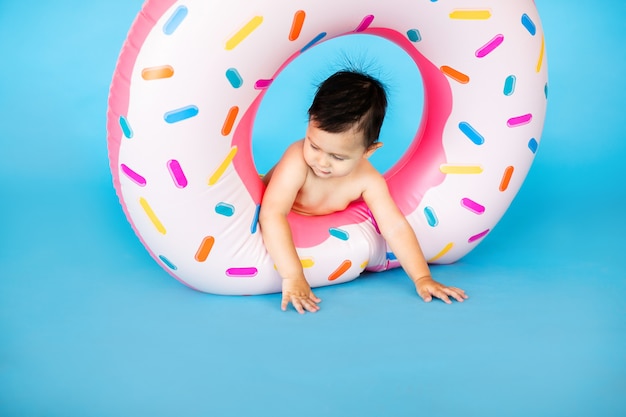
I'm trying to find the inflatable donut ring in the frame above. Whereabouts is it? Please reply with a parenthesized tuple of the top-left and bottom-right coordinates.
(107, 0, 548, 295)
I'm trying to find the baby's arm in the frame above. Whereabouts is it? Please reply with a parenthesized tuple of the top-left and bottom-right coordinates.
(363, 175, 467, 304)
(259, 143, 321, 313)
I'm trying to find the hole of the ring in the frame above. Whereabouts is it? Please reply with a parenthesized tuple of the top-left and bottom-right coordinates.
(252, 33, 425, 176)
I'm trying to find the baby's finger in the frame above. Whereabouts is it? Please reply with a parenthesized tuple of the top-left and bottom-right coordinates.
(433, 288, 452, 304)
(291, 298, 306, 314)
(309, 292, 322, 303)
(447, 287, 468, 302)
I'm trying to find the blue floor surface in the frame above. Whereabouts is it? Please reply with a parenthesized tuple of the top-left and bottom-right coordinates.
(1, 1, 625, 416)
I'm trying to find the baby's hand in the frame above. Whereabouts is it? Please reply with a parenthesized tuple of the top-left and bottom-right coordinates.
(413, 275, 468, 304)
(281, 277, 321, 314)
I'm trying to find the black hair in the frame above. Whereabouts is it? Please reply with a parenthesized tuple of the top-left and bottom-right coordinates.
(308, 70, 387, 148)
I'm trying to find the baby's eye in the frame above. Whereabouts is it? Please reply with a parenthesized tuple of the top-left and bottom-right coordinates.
(332, 155, 345, 161)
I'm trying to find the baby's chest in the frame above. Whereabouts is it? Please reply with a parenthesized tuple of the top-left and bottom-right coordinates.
(295, 181, 362, 214)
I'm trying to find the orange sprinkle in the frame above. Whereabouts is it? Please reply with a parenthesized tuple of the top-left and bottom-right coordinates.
(500, 166, 514, 192)
(428, 242, 454, 262)
(441, 66, 470, 84)
(221, 106, 239, 136)
(328, 260, 352, 281)
(141, 65, 174, 80)
(289, 10, 306, 41)
(195, 236, 215, 262)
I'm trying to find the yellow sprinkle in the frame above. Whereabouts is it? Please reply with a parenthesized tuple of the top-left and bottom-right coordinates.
(208, 147, 238, 185)
(360, 260, 369, 269)
(139, 197, 166, 235)
(449, 9, 492, 20)
(225, 16, 263, 50)
(428, 242, 454, 262)
(301, 258, 315, 269)
(537, 36, 545, 73)
(440, 164, 484, 174)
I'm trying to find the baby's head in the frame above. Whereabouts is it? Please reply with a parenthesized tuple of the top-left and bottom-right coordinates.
(308, 70, 387, 150)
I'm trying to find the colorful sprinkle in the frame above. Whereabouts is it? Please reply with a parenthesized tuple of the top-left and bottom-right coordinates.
(328, 260, 352, 281)
(195, 236, 215, 262)
(441, 66, 470, 84)
(159, 255, 177, 270)
(440, 164, 483, 174)
(528, 138, 538, 153)
(449, 9, 492, 20)
(500, 166, 514, 192)
(424, 207, 438, 227)
(226, 68, 243, 88)
(521, 13, 537, 35)
(461, 198, 485, 214)
(301, 32, 327, 53)
(254, 79, 273, 90)
(355, 15, 375, 32)
(208, 147, 238, 185)
(141, 65, 174, 80)
(222, 106, 239, 136)
(329, 228, 349, 241)
(469, 229, 490, 243)
(386, 252, 397, 261)
(164, 105, 198, 124)
(301, 258, 315, 269)
(459, 122, 484, 145)
(407, 29, 422, 43)
(119, 116, 133, 138)
(475, 34, 504, 58)
(226, 267, 258, 278)
(225, 16, 263, 50)
(537, 36, 545, 73)
(120, 164, 146, 186)
(139, 197, 166, 235)
(215, 202, 235, 217)
(289, 10, 306, 41)
(251, 205, 260, 234)
(167, 159, 187, 188)
(163, 5, 188, 35)
(507, 113, 532, 127)
(504, 75, 516, 96)
(428, 243, 454, 262)
(360, 260, 369, 269)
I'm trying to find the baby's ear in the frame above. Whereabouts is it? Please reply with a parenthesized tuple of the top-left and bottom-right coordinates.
(365, 142, 383, 158)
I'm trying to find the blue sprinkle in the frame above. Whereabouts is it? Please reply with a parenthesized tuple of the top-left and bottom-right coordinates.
(521, 13, 536, 36)
(159, 255, 177, 270)
(545, 83, 549, 99)
(215, 202, 235, 217)
(329, 228, 349, 241)
(226, 68, 243, 89)
(119, 116, 133, 138)
(424, 207, 438, 227)
(163, 6, 188, 35)
(164, 105, 199, 124)
(301, 32, 327, 53)
(504, 75, 516, 96)
(528, 138, 538, 154)
(407, 29, 422, 43)
(386, 252, 397, 261)
(250, 204, 260, 234)
(459, 122, 485, 145)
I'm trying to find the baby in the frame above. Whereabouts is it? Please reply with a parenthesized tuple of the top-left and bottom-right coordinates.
(259, 70, 467, 313)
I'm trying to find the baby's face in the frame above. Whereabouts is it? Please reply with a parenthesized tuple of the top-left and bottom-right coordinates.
(303, 122, 368, 179)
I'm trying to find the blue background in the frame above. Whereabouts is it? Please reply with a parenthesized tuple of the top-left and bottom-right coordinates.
(1, 1, 625, 416)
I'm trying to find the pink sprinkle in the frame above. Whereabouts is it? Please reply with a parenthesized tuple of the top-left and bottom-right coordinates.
(355, 15, 375, 32)
(120, 164, 146, 187)
(254, 79, 273, 90)
(167, 159, 188, 188)
(461, 198, 485, 214)
(469, 229, 490, 243)
(226, 267, 258, 278)
(476, 34, 504, 58)
(507, 113, 532, 127)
